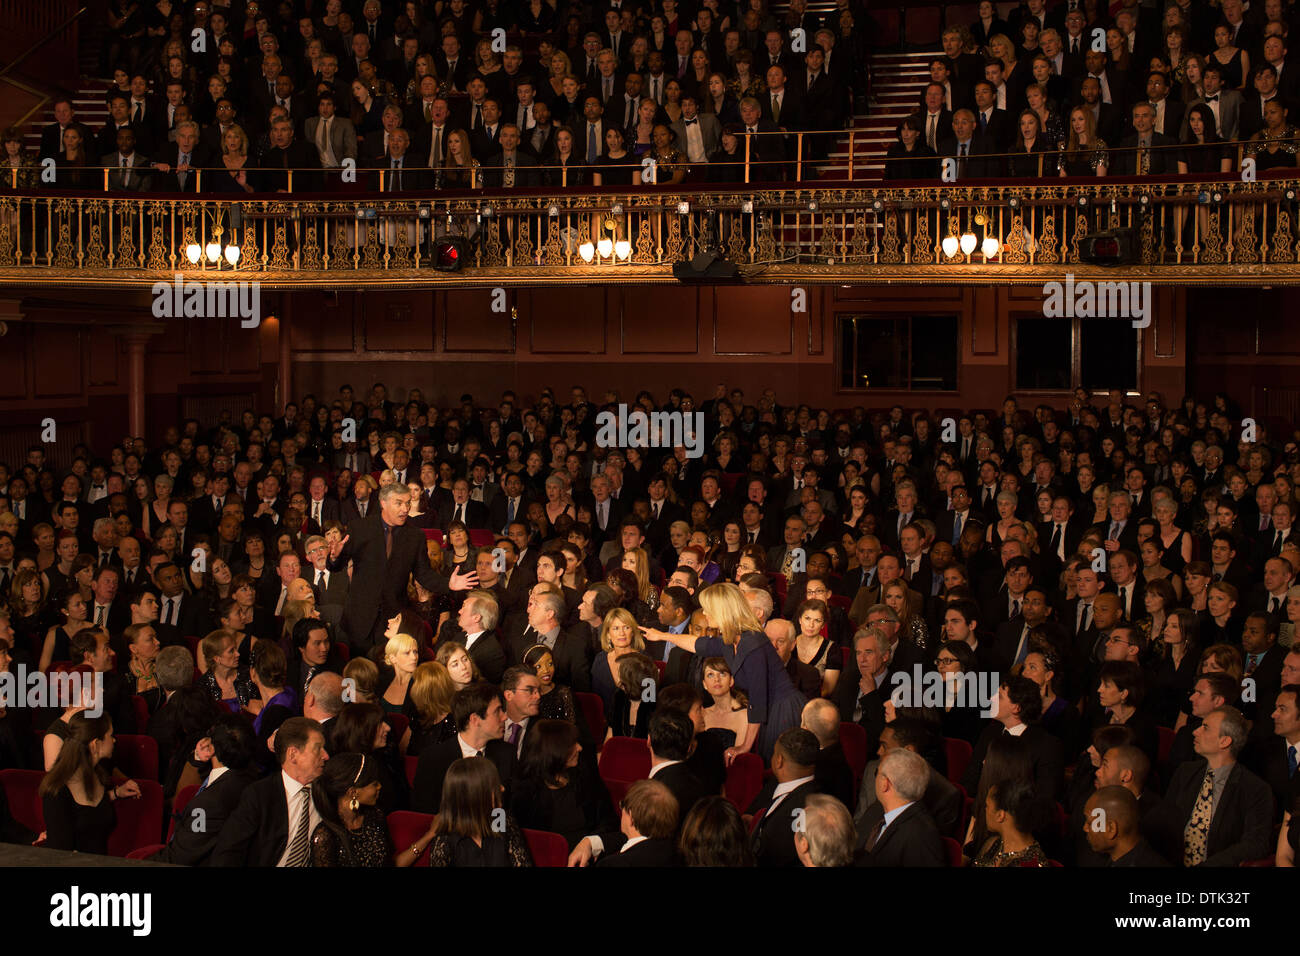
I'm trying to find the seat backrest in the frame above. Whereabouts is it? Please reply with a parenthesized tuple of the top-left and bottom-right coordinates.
(839, 722, 868, 786)
(404, 755, 419, 788)
(598, 736, 651, 783)
(169, 783, 201, 841)
(333, 642, 352, 663)
(125, 842, 166, 860)
(387, 810, 437, 866)
(942, 836, 964, 867)
(574, 692, 606, 750)
(523, 828, 569, 867)
(385, 712, 410, 743)
(468, 529, 495, 547)
(724, 752, 764, 812)
(1157, 725, 1175, 765)
(107, 780, 165, 857)
(943, 736, 973, 786)
(0, 769, 45, 834)
(114, 734, 160, 782)
(129, 695, 150, 735)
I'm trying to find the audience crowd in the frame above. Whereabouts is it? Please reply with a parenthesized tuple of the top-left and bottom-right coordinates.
(0, 376, 1297, 868)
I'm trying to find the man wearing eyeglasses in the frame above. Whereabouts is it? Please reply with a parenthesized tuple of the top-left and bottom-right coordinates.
(303, 534, 348, 631)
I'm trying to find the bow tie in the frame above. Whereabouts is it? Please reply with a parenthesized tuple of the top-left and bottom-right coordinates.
(1206, 94, 1219, 102)
(685, 118, 697, 125)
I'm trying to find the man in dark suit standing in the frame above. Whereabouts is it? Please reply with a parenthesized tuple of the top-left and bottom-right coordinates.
(209, 717, 329, 866)
(327, 482, 478, 656)
(748, 728, 821, 867)
(411, 683, 513, 813)
(856, 749, 946, 866)
(1144, 706, 1274, 866)
(155, 714, 258, 866)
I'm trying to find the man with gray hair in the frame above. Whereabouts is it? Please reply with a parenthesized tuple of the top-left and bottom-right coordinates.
(91, 517, 121, 568)
(766, 618, 821, 699)
(794, 794, 856, 867)
(832, 627, 892, 757)
(856, 749, 945, 866)
(743, 586, 773, 626)
(146, 646, 197, 774)
(303, 670, 344, 752)
(439, 588, 506, 683)
(1147, 705, 1274, 867)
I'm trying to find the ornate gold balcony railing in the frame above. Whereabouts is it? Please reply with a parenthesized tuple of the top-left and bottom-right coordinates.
(0, 178, 1297, 287)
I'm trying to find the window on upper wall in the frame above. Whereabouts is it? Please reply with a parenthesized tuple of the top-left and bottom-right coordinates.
(837, 314, 958, 391)
(1015, 317, 1139, 392)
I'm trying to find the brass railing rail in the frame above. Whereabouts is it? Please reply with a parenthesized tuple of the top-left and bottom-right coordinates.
(0, 179, 1296, 283)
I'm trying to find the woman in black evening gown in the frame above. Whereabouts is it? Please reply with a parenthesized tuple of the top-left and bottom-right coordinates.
(509, 719, 616, 848)
(39, 713, 142, 854)
(310, 753, 400, 867)
(429, 757, 533, 866)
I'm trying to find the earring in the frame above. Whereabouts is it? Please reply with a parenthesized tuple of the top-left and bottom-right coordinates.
(349, 794, 360, 812)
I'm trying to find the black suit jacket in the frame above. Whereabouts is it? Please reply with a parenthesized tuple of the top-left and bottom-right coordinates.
(595, 836, 678, 866)
(749, 778, 819, 867)
(327, 514, 454, 652)
(158, 767, 257, 866)
(481, 150, 541, 188)
(501, 622, 592, 692)
(1111, 132, 1180, 176)
(855, 801, 946, 867)
(437, 622, 508, 684)
(653, 761, 711, 823)
(1144, 759, 1274, 866)
(438, 499, 490, 531)
(209, 771, 296, 867)
(814, 742, 856, 809)
(411, 736, 516, 813)
(963, 722, 1065, 803)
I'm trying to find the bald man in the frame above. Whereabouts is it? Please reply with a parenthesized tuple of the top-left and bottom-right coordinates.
(802, 698, 855, 807)
(1083, 786, 1170, 866)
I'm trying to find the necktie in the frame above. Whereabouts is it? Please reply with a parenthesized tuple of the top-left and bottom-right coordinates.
(474, 104, 483, 130)
(604, 77, 612, 100)
(390, 159, 402, 191)
(430, 127, 443, 166)
(1014, 625, 1031, 667)
(100, 552, 110, 567)
(1079, 602, 1091, 633)
(588, 123, 598, 162)
(132, 102, 142, 123)
(749, 531, 757, 543)
(1246, 653, 1261, 676)
(686, 118, 697, 126)
(1011, 599, 1021, 619)
(315, 570, 324, 587)
(455, 504, 464, 524)
(1109, 521, 1119, 540)
(979, 111, 988, 132)
(599, 501, 607, 529)
(927, 113, 937, 149)
(1071, 38, 1078, 53)
(313, 501, 321, 525)
(0, 568, 9, 594)
(1183, 769, 1215, 866)
(162, 598, 172, 626)
(951, 512, 963, 546)
(1261, 515, 1270, 532)
(507, 723, 521, 746)
(653, 501, 661, 519)
(284, 786, 313, 867)
(771, 93, 780, 124)
(178, 152, 190, 189)
(958, 142, 968, 177)
(507, 498, 516, 523)
(1288, 744, 1298, 778)
(120, 156, 130, 188)
(96, 605, 106, 626)
(276, 587, 287, 615)
(1050, 523, 1063, 557)
(1270, 596, 1280, 614)
(864, 817, 885, 852)
(384, 524, 393, 558)
(1273, 531, 1283, 554)
(1118, 587, 1127, 616)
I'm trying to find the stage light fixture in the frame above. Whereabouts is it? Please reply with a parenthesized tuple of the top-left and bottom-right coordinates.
(431, 236, 470, 271)
(941, 235, 959, 258)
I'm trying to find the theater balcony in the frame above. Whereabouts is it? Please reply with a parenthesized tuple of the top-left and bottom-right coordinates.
(0, 176, 1298, 289)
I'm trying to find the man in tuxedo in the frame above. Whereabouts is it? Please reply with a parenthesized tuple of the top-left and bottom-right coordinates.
(802, 698, 855, 808)
(441, 589, 507, 683)
(1145, 706, 1274, 866)
(913, 83, 953, 154)
(1112, 102, 1179, 175)
(856, 749, 946, 867)
(411, 682, 513, 813)
(1240, 63, 1288, 140)
(154, 562, 211, 645)
(105, 128, 152, 192)
(672, 95, 721, 167)
(156, 714, 258, 866)
(937, 109, 997, 180)
(963, 676, 1065, 802)
(39, 99, 93, 160)
(256, 117, 323, 192)
(439, 478, 490, 531)
(209, 717, 329, 866)
(737, 97, 784, 181)
(748, 728, 821, 867)
(482, 124, 541, 187)
(327, 483, 477, 655)
(971, 80, 1014, 152)
(592, 779, 679, 867)
(150, 122, 208, 192)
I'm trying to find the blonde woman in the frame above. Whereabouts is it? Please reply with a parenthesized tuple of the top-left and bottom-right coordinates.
(643, 582, 805, 761)
(621, 547, 655, 604)
(406, 661, 458, 755)
(381, 632, 420, 714)
(591, 607, 645, 713)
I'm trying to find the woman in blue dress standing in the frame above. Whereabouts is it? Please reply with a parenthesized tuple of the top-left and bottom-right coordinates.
(642, 583, 805, 762)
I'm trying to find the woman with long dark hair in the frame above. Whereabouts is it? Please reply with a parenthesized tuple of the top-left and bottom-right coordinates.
(509, 718, 614, 848)
(429, 757, 533, 866)
(40, 713, 141, 853)
(883, 115, 938, 180)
